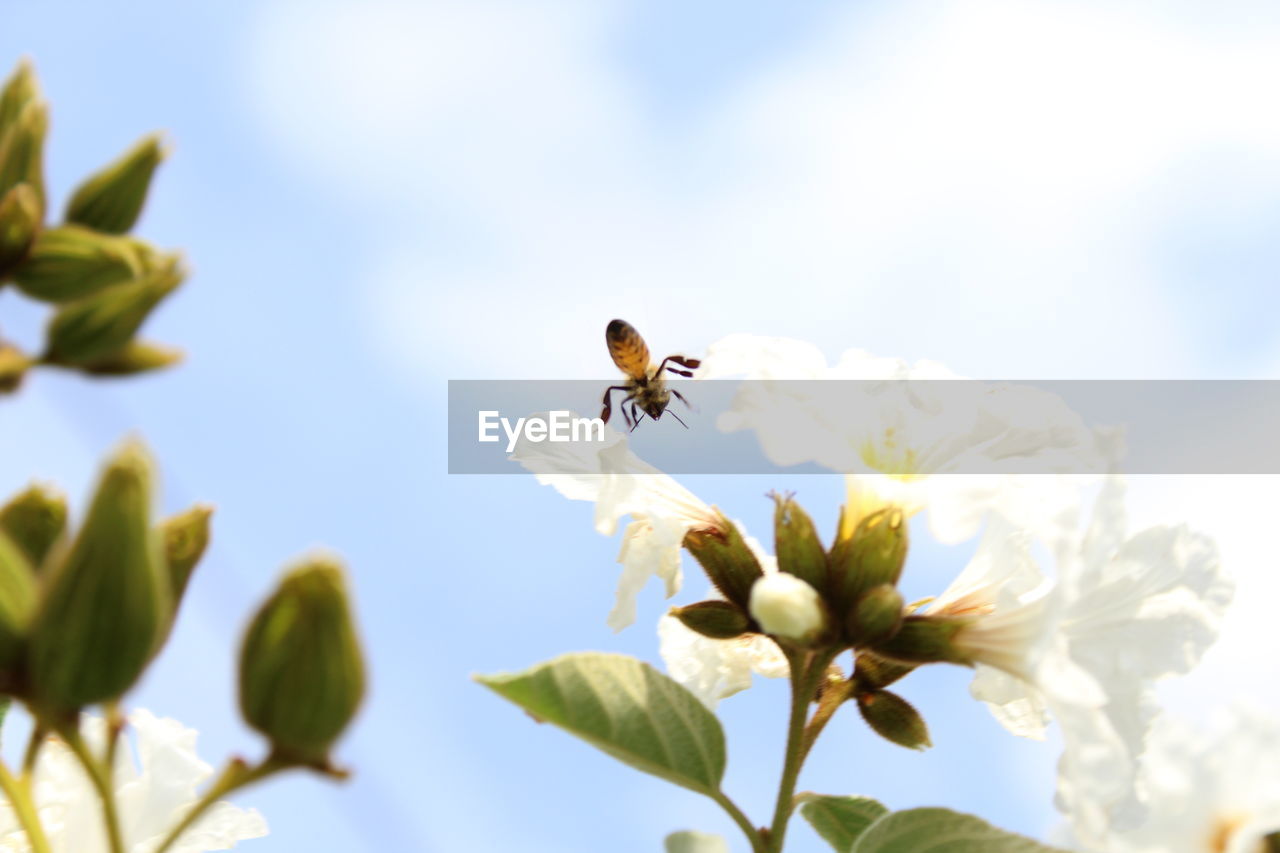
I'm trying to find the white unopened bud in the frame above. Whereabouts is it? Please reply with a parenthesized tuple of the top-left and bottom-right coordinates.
(749, 573, 825, 643)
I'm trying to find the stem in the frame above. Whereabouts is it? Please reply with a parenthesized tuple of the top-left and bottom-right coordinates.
(62, 725, 126, 853)
(0, 761, 53, 853)
(710, 789, 767, 853)
(765, 649, 839, 853)
(22, 724, 46, 780)
(152, 757, 284, 853)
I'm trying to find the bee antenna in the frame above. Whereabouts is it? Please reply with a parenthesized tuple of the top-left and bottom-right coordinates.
(670, 410, 689, 429)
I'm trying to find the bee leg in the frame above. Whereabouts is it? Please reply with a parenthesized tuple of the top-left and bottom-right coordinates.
(671, 388, 692, 409)
(659, 355, 702, 377)
(601, 385, 629, 424)
(628, 401, 642, 431)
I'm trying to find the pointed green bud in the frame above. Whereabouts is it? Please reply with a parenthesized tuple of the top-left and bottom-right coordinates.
(0, 60, 39, 137)
(772, 492, 828, 592)
(0, 183, 41, 275)
(830, 507, 908, 611)
(43, 255, 183, 366)
(867, 615, 968, 668)
(669, 600, 751, 640)
(0, 100, 47, 215)
(0, 342, 29, 394)
(27, 440, 168, 711)
(683, 514, 764, 611)
(856, 689, 931, 750)
(13, 225, 148, 303)
(66, 134, 167, 234)
(0, 483, 67, 571)
(160, 504, 212, 620)
(239, 557, 366, 766)
(853, 652, 915, 690)
(0, 531, 38, 679)
(849, 583, 904, 644)
(749, 572, 827, 645)
(78, 340, 183, 376)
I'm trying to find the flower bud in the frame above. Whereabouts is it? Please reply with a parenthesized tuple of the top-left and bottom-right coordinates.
(0, 182, 41, 275)
(669, 600, 751, 640)
(856, 689, 931, 750)
(772, 492, 828, 593)
(0, 342, 29, 394)
(0, 483, 67, 571)
(27, 439, 168, 711)
(65, 134, 167, 234)
(848, 583, 904, 644)
(853, 652, 915, 690)
(13, 225, 147, 303)
(154, 505, 212, 650)
(0, 99, 47, 216)
(0, 531, 38, 678)
(684, 515, 764, 611)
(829, 507, 907, 611)
(43, 255, 183, 366)
(0, 60, 39, 137)
(749, 573, 826, 644)
(239, 557, 366, 766)
(78, 339, 183, 376)
(866, 615, 968, 668)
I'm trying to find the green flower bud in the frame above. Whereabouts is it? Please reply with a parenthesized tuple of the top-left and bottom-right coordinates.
(0, 60, 39, 137)
(0, 531, 38, 679)
(829, 507, 908, 611)
(0, 342, 29, 394)
(856, 689, 931, 751)
(239, 557, 366, 766)
(0, 483, 67, 571)
(669, 600, 751, 640)
(78, 340, 183, 376)
(848, 583, 904, 644)
(1262, 832, 1280, 853)
(866, 615, 968, 668)
(852, 652, 915, 690)
(65, 134, 167, 234)
(13, 225, 147, 303)
(683, 514, 764, 611)
(0, 183, 41, 275)
(43, 255, 183, 366)
(27, 440, 168, 711)
(772, 492, 828, 593)
(0, 99, 47, 216)
(152, 504, 212, 654)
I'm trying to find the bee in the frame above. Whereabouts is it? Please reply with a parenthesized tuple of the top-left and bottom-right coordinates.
(601, 319, 701, 430)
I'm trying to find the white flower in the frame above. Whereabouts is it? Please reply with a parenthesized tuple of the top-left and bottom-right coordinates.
(0, 710, 267, 853)
(510, 415, 723, 630)
(1057, 706, 1280, 853)
(699, 334, 1105, 545)
(749, 573, 825, 642)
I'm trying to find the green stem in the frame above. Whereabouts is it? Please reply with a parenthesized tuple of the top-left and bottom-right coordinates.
(710, 789, 767, 853)
(0, 761, 53, 853)
(62, 725, 126, 853)
(22, 723, 46, 780)
(152, 757, 284, 853)
(765, 649, 838, 853)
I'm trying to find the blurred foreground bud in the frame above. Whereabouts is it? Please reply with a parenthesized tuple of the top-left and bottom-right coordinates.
(0, 483, 67, 570)
(772, 493, 828, 592)
(684, 515, 764, 611)
(44, 255, 183, 365)
(857, 689, 931, 750)
(239, 557, 366, 767)
(670, 600, 751, 640)
(13, 225, 147, 302)
(0, 100, 47, 215)
(0, 342, 29, 394)
(853, 652, 915, 690)
(830, 507, 907, 611)
(749, 573, 826, 644)
(152, 505, 212, 655)
(0, 532, 38, 677)
(27, 440, 168, 711)
(78, 339, 183, 376)
(0, 182, 40, 274)
(849, 584, 904, 644)
(66, 134, 166, 234)
(0, 60, 39, 135)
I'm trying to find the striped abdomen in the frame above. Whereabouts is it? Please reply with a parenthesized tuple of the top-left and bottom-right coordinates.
(605, 319, 652, 380)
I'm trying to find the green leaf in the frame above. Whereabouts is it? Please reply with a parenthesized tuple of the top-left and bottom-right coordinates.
(477, 652, 727, 796)
(665, 831, 729, 853)
(853, 808, 1069, 853)
(798, 793, 889, 852)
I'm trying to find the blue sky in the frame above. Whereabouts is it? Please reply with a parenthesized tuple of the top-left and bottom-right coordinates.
(3, 2, 1280, 851)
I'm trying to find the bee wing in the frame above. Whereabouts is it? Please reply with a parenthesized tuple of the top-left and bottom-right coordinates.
(605, 319, 651, 379)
